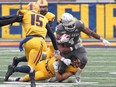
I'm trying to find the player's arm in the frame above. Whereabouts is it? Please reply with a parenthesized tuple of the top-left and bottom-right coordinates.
(46, 23, 58, 51)
(55, 72, 73, 82)
(82, 27, 111, 46)
(53, 61, 73, 82)
(0, 14, 23, 27)
(78, 20, 111, 46)
(82, 27, 101, 39)
(58, 44, 71, 53)
(48, 21, 54, 30)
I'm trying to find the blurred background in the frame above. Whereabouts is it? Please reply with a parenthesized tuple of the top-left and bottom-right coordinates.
(0, 0, 116, 40)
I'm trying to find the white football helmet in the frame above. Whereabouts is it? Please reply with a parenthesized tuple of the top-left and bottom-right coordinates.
(61, 13, 76, 32)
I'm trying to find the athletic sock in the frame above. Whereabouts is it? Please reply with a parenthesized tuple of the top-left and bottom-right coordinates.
(14, 65, 30, 73)
(17, 56, 27, 62)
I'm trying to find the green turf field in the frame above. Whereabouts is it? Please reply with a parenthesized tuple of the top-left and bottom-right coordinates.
(0, 47, 116, 87)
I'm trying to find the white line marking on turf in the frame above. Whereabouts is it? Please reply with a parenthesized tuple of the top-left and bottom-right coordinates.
(109, 72, 116, 74)
(3, 82, 99, 86)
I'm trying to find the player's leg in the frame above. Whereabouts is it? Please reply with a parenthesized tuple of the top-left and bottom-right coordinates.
(25, 38, 44, 87)
(12, 56, 27, 66)
(74, 47, 88, 82)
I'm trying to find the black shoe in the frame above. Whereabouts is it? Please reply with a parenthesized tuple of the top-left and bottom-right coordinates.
(31, 82, 36, 87)
(4, 65, 14, 81)
(15, 77, 20, 81)
(12, 57, 18, 67)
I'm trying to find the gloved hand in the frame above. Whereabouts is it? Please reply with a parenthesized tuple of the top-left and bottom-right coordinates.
(60, 34, 70, 43)
(61, 57, 71, 66)
(19, 45, 24, 51)
(74, 43, 82, 50)
(54, 50, 60, 57)
(53, 61, 59, 72)
(19, 41, 24, 51)
(100, 37, 111, 46)
(16, 11, 23, 22)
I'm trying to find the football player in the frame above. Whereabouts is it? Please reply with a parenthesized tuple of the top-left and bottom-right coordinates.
(37, 0, 55, 30)
(55, 13, 111, 82)
(14, 54, 79, 82)
(26, 2, 39, 12)
(11, 0, 56, 65)
(3, 9, 60, 87)
(26, 0, 55, 29)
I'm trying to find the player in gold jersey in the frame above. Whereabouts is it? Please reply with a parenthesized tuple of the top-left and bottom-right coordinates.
(10, 0, 56, 65)
(27, 0, 55, 29)
(4, 9, 59, 87)
(12, 41, 78, 82)
(14, 47, 79, 82)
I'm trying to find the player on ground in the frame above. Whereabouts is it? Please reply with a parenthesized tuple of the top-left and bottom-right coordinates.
(3, 9, 59, 87)
(14, 55, 79, 82)
(55, 13, 111, 82)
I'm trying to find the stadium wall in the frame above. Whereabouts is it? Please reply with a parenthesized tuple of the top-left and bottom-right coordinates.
(0, 3, 116, 39)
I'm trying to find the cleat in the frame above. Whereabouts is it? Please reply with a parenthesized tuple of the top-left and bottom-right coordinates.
(75, 76, 81, 83)
(12, 57, 18, 67)
(31, 82, 36, 87)
(4, 65, 14, 81)
(15, 77, 20, 81)
(47, 77, 57, 82)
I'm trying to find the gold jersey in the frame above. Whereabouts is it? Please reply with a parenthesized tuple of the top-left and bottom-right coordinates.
(25, 2, 55, 22)
(45, 12, 55, 22)
(18, 9, 48, 38)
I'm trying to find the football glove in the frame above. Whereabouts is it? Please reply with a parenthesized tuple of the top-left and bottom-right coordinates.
(53, 61, 59, 72)
(61, 57, 71, 66)
(100, 37, 111, 46)
(54, 50, 60, 57)
(60, 34, 70, 43)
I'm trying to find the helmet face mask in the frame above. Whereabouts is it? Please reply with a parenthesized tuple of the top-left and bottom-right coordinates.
(61, 13, 76, 32)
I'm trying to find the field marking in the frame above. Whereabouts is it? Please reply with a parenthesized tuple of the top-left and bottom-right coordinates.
(3, 81, 99, 87)
(109, 72, 116, 74)
(0, 76, 116, 81)
(88, 61, 116, 63)
(0, 70, 112, 72)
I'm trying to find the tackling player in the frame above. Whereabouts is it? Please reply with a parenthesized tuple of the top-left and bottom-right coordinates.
(13, 47, 79, 82)
(55, 13, 111, 82)
(14, 56, 79, 82)
(3, 9, 59, 87)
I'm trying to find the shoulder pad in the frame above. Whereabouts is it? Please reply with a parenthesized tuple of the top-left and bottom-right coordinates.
(45, 12, 55, 22)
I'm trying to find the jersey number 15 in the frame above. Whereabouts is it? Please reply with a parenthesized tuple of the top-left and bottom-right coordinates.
(31, 14, 43, 27)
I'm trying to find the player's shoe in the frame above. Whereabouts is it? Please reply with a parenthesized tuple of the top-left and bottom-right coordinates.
(75, 76, 81, 83)
(31, 82, 36, 87)
(4, 65, 14, 81)
(47, 76, 57, 82)
(15, 77, 21, 81)
(12, 56, 18, 67)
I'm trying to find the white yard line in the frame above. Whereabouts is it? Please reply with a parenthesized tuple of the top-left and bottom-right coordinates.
(109, 72, 116, 74)
(2, 82, 99, 87)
